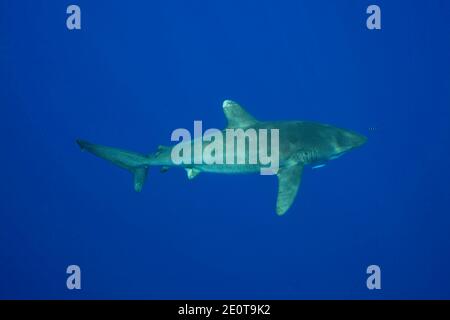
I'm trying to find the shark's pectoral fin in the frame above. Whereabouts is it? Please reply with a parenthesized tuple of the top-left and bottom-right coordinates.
(276, 163, 304, 216)
(186, 168, 200, 180)
(222, 100, 258, 128)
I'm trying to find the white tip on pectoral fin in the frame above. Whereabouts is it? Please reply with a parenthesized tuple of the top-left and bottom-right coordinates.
(276, 163, 304, 216)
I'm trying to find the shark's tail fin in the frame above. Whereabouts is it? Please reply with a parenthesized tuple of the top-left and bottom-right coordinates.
(76, 139, 149, 192)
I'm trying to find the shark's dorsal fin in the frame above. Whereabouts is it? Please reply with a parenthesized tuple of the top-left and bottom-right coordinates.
(155, 145, 170, 154)
(276, 163, 304, 215)
(223, 100, 258, 128)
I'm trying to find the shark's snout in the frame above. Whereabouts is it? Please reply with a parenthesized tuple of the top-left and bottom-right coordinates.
(334, 130, 367, 155)
(353, 133, 367, 148)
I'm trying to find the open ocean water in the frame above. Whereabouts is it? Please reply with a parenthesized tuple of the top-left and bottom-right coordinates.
(1, 0, 450, 299)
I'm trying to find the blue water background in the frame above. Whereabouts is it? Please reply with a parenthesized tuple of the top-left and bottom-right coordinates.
(1, 0, 450, 299)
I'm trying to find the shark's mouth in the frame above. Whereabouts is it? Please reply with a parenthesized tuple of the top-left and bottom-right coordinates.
(330, 151, 347, 160)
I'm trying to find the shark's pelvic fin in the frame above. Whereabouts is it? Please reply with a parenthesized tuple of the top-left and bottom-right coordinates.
(186, 168, 201, 180)
(223, 100, 258, 128)
(276, 163, 304, 216)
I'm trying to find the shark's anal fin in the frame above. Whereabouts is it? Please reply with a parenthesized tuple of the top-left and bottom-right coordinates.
(276, 163, 304, 216)
(186, 168, 200, 180)
(160, 166, 169, 173)
(223, 100, 258, 128)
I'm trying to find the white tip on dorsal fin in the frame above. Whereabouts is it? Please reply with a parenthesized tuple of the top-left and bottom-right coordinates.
(222, 100, 258, 128)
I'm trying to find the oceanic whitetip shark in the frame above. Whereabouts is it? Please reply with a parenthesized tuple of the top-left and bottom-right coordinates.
(77, 100, 367, 215)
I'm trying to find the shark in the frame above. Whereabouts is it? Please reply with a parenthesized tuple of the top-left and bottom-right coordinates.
(76, 100, 367, 215)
